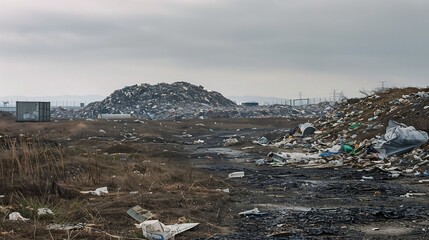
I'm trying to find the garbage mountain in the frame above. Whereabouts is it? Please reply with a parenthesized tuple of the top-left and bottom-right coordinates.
(80, 82, 237, 119)
(52, 81, 331, 120)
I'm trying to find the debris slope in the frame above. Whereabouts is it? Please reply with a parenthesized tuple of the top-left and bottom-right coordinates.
(83, 82, 236, 119)
(52, 82, 331, 120)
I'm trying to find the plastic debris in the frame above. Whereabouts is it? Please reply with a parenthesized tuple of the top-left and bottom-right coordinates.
(255, 159, 267, 166)
(136, 220, 199, 240)
(349, 123, 361, 130)
(193, 139, 205, 145)
(254, 136, 270, 146)
(238, 208, 268, 217)
(127, 205, 155, 223)
(298, 123, 316, 137)
(341, 145, 354, 153)
(9, 212, 29, 221)
(374, 120, 428, 158)
(400, 193, 426, 198)
(216, 188, 230, 193)
(320, 151, 339, 158)
(80, 187, 108, 196)
(228, 171, 245, 178)
(38, 208, 54, 216)
(224, 138, 239, 146)
(46, 223, 85, 230)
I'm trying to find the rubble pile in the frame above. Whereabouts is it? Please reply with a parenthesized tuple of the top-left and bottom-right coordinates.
(53, 82, 236, 120)
(51, 82, 332, 120)
(314, 87, 429, 141)
(198, 103, 332, 119)
(261, 87, 429, 175)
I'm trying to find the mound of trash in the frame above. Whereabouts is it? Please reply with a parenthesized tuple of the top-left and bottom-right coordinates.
(316, 87, 429, 141)
(54, 82, 236, 119)
(51, 82, 332, 120)
(257, 87, 429, 177)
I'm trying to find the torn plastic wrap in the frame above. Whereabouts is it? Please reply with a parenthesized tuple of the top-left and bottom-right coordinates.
(136, 220, 199, 240)
(374, 120, 429, 158)
(9, 212, 29, 221)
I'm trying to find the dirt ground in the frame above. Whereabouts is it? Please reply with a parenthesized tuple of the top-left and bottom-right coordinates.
(1, 116, 429, 239)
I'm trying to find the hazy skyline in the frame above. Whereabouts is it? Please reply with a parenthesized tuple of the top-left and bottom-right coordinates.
(1, 0, 428, 99)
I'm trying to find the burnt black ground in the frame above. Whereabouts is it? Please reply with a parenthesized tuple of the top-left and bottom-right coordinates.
(186, 126, 429, 240)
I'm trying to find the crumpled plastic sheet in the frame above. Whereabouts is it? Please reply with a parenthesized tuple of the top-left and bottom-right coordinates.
(374, 120, 429, 158)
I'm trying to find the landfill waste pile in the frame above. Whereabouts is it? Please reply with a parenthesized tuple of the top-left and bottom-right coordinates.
(51, 82, 332, 120)
(53, 82, 235, 120)
(260, 87, 429, 176)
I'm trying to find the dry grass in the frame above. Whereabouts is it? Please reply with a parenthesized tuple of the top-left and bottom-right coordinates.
(0, 137, 65, 194)
(0, 136, 231, 239)
(1, 117, 297, 239)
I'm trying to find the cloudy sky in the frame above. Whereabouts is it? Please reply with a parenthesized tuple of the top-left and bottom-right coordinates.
(0, 0, 428, 99)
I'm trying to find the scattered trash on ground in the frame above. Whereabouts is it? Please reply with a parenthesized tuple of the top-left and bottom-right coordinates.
(136, 220, 199, 240)
(127, 205, 198, 240)
(238, 208, 268, 217)
(127, 205, 155, 223)
(46, 223, 85, 231)
(80, 187, 108, 196)
(224, 138, 239, 146)
(37, 208, 54, 216)
(8, 212, 29, 221)
(228, 171, 245, 178)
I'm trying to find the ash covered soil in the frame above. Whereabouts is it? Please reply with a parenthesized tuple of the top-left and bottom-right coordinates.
(1, 87, 429, 239)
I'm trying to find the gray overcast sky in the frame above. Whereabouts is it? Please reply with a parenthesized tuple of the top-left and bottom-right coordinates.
(0, 0, 428, 99)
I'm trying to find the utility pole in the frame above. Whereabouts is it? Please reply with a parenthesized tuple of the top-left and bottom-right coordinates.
(380, 81, 387, 91)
